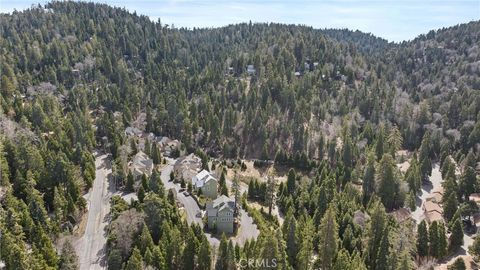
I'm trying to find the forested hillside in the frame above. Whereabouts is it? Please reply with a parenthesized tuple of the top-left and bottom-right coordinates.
(0, 1, 479, 269)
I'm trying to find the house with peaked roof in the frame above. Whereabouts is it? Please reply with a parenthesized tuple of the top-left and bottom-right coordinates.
(192, 170, 218, 199)
(130, 151, 153, 178)
(206, 195, 236, 233)
(246, 65, 256, 75)
(423, 200, 444, 223)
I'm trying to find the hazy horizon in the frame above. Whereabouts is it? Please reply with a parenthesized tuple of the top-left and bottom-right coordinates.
(1, 0, 479, 42)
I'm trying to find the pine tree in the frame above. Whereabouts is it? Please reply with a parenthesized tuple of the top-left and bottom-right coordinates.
(144, 248, 154, 266)
(125, 247, 143, 270)
(419, 132, 432, 181)
(198, 238, 212, 270)
(375, 229, 391, 270)
(460, 166, 476, 201)
(429, 221, 439, 258)
(363, 152, 376, 203)
(108, 249, 123, 270)
(297, 217, 314, 270)
(137, 186, 145, 203)
(152, 144, 162, 165)
(387, 125, 403, 157)
(283, 207, 298, 267)
(59, 240, 79, 270)
(405, 154, 421, 193)
(152, 246, 167, 270)
(342, 134, 353, 168)
(259, 230, 281, 270)
(231, 172, 241, 214)
(437, 222, 448, 259)
(219, 171, 229, 196)
(265, 175, 277, 215)
(137, 225, 154, 255)
(365, 202, 387, 269)
(417, 220, 429, 258)
(316, 206, 339, 270)
(448, 258, 466, 270)
(149, 169, 164, 195)
(145, 138, 151, 156)
(332, 249, 351, 270)
(449, 217, 464, 252)
(146, 104, 153, 133)
(318, 135, 325, 160)
(376, 154, 399, 211)
(126, 171, 135, 192)
(375, 126, 385, 160)
(181, 232, 197, 270)
(408, 191, 416, 211)
(396, 251, 413, 270)
(216, 234, 233, 270)
(443, 192, 458, 222)
(287, 168, 296, 194)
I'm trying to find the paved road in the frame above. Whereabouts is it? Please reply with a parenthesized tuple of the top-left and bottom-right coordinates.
(235, 209, 260, 245)
(74, 152, 112, 270)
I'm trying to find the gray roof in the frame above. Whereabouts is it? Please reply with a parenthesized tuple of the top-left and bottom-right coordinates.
(214, 195, 235, 211)
(131, 151, 153, 176)
(207, 195, 235, 217)
(193, 170, 217, 188)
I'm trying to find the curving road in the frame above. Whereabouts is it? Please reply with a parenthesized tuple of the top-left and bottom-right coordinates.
(74, 152, 112, 270)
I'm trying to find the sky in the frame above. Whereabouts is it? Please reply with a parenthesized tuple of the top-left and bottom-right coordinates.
(0, 0, 479, 42)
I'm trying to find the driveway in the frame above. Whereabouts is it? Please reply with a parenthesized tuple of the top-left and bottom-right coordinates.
(74, 152, 113, 270)
(411, 163, 443, 223)
(160, 158, 203, 226)
(235, 209, 260, 245)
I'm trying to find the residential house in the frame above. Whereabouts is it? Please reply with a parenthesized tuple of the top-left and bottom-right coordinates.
(206, 195, 236, 233)
(125, 126, 142, 137)
(192, 170, 218, 199)
(427, 189, 444, 204)
(469, 193, 480, 203)
(130, 151, 153, 178)
(156, 136, 180, 157)
(174, 153, 202, 182)
(246, 65, 256, 75)
(304, 62, 311, 71)
(423, 200, 444, 223)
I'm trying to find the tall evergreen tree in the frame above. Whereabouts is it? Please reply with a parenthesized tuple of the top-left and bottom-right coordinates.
(437, 222, 448, 259)
(286, 168, 296, 194)
(198, 238, 212, 270)
(365, 202, 388, 269)
(297, 217, 314, 270)
(449, 217, 464, 252)
(375, 228, 391, 270)
(125, 247, 143, 270)
(376, 154, 400, 211)
(429, 221, 439, 258)
(416, 220, 429, 258)
(316, 206, 339, 270)
(363, 152, 376, 203)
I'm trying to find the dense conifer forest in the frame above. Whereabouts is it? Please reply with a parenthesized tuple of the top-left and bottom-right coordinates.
(0, 1, 479, 269)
